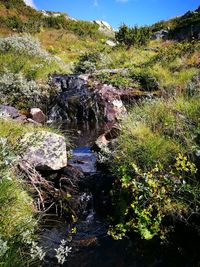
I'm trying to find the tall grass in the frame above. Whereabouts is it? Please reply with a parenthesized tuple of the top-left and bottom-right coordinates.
(115, 95, 200, 171)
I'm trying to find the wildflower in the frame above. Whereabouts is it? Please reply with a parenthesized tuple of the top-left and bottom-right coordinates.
(30, 241, 46, 261)
(55, 239, 72, 265)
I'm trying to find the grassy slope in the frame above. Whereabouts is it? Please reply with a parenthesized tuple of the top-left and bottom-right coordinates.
(0, 0, 109, 64)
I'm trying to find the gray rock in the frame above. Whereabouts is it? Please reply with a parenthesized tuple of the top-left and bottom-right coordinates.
(0, 105, 28, 123)
(93, 125, 121, 152)
(20, 131, 67, 171)
(105, 40, 117, 47)
(0, 105, 20, 119)
(151, 29, 169, 40)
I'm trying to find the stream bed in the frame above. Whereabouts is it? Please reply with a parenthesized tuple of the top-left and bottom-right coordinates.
(41, 122, 199, 267)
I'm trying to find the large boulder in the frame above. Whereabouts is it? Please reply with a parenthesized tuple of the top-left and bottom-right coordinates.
(20, 131, 67, 171)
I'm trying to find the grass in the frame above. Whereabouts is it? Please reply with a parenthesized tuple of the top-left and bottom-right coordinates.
(0, 122, 37, 266)
(115, 95, 200, 171)
(111, 94, 200, 240)
(0, 119, 71, 152)
(0, 119, 71, 266)
(0, 175, 36, 267)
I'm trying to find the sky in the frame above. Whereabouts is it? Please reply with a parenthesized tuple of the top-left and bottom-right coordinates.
(25, 0, 200, 28)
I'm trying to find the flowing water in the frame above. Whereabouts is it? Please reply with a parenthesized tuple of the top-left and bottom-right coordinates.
(42, 122, 200, 267)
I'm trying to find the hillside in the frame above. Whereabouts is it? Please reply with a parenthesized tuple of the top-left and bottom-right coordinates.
(0, 1, 200, 266)
(0, 0, 115, 65)
(151, 6, 200, 40)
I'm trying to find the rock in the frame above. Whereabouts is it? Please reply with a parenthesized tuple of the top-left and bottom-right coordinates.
(93, 20, 114, 33)
(93, 125, 121, 152)
(0, 105, 29, 123)
(30, 108, 46, 124)
(14, 115, 28, 123)
(98, 84, 127, 122)
(105, 40, 117, 47)
(0, 105, 20, 119)
(170, 21, 200, 40)
(48, 74, 127, 123)
(27, 118, 41, 125)
(62, 165, 85, 181)
(151, 29, 169, 40)
(20, 131, 67, 171)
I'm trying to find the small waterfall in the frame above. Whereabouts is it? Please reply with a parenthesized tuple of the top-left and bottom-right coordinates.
(48, 74, 103, 123)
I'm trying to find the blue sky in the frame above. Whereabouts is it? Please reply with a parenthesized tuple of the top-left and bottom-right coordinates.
(26, 0, 200, 28)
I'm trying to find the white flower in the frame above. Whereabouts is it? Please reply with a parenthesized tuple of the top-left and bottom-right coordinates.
(55, 239, 72, 265)
(30, 241, 46, 261)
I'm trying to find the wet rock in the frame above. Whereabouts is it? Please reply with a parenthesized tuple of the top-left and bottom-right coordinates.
(30, 108, 46, 124)
(93, 125, 121, 152)
(62, 165, 85, 181)
(48, 74, 127, 123)
(20, 131, 67, 171)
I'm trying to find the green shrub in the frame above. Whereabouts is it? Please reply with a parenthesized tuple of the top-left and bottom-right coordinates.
(115, 24, 151, 48)
(74, 51, 102, 73)
(0, 71, 49, 109)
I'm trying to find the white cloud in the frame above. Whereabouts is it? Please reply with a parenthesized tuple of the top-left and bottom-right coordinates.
(93, 0, 99, 7)
(24, 0, 37, 9)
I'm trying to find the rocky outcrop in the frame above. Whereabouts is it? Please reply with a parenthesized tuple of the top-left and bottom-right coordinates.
(20, 131, 67, 171)
(48, 74, 127, 123)
(151, 29, 169, 40)
(170, 22, 200, 40)
(93, 20, 114, 33)
(169, 8, 200, 40)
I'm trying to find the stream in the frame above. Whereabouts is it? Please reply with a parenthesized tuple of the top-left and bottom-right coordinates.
(41, 122, 199, 267)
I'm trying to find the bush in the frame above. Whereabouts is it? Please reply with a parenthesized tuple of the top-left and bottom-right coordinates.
(0, 71, 49, 109)
(0, 35, 49, 58)
(115, 24, 151, 48)
(74, 51, 102, 73)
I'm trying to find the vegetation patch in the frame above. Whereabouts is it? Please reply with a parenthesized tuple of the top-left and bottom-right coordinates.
(110, 95, 200, 240)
